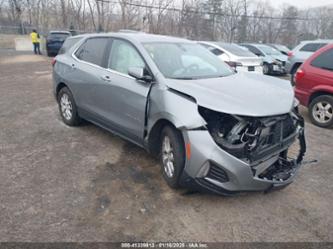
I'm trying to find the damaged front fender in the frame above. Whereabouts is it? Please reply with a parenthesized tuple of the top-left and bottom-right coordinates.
(147, 86, 206, 132)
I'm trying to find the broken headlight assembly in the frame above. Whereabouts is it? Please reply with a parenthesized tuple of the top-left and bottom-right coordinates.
(198, 106, 306, 167)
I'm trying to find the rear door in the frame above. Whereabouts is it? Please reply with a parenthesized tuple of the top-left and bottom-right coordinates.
(92, 38, 152, 144)
(69, 37, 111, 116)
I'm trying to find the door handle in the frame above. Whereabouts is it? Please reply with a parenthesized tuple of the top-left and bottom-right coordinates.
(101, 75, 111, 82)
(71, 63, 76, 69)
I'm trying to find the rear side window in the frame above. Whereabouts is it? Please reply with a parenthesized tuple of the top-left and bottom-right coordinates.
(244, 45, 262, 56)
(199, 44, 224, 56)
(58, 37, 81, 54)
(75, 38, 109, 67)
(311, 48, 333, 71)
(300, 43, 327, 52)
(211, 48, 224, 56)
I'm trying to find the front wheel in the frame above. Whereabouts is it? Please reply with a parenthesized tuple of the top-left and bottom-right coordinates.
(309, 95, 333, 128)
(160, 126, 185, 189)
(263, 63, 270, 75)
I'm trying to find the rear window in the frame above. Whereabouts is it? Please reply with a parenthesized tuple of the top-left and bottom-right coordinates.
(311, 48, 333, 71)
(75, 37, 109, 67)
(48, 33, 70, 40)
(58, 37, 82, 54)
(300, 43, 327, 52)
(215, 43, 255, 57)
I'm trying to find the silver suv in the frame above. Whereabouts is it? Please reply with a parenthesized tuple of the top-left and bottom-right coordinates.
(53, 33, 306, 195)
(286, 39, 333, 83)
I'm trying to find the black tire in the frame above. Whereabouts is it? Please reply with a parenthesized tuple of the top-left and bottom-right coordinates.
(57, 87, 81, 126)
(309, 95, 333, 128)
(159, 126, 185, 189)
(263, 63, 270, 75)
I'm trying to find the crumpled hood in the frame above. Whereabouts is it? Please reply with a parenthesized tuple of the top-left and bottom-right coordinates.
(165, 72, 294, 117)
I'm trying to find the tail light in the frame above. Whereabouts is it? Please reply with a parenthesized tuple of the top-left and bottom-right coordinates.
(51, 58, 57, 66)
(295, 68, 305, 83)
(287, 51, 293, 58)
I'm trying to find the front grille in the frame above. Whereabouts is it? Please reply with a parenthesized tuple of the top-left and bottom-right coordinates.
(249, 115, 297, 162)
(206, 163, 229, 182)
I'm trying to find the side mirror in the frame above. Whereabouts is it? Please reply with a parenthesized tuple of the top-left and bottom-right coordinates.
(128, 67, 153, 82)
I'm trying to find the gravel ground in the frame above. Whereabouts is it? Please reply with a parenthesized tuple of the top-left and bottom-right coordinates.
(0, 49, 332, 242)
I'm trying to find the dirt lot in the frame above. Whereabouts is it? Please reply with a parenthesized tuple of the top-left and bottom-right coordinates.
(0, 49, 332, 242)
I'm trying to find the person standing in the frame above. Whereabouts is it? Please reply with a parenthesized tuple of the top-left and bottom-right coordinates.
(30, 29, 42, 55)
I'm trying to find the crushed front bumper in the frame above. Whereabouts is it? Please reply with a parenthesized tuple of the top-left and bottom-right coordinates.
(179, 122, 306, 195)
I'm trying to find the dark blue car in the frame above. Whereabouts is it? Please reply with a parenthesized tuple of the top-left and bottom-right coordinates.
(46, 31, 71, 56)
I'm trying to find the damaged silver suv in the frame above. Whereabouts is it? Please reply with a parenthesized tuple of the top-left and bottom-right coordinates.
(53, 33, 306, 195)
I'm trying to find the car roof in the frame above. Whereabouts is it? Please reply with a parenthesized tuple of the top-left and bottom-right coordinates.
(77, 32, 193, 44)
(299, 39, 333, 44)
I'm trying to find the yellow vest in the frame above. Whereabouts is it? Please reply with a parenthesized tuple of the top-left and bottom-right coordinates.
(30, 32, 39, 43)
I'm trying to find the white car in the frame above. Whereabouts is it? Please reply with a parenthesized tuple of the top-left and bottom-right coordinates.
(199, 41, 263, 74)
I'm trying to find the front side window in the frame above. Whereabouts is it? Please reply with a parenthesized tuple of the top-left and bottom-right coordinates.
(143, 42, 233, 79)
(108, 39, 145, 75)
(311, 48, 333, 71)
(75, 37, 109, 67)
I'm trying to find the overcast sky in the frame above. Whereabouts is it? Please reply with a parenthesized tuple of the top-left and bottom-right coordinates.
(266, 0, 333, 9)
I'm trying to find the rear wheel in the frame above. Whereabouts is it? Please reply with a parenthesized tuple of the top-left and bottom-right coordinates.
(309, 95, 333, 128)
(160, 126, 185, 189)
(57, 87, 81, 126)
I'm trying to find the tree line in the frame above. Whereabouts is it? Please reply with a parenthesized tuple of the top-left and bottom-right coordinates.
(1, 0, 333, 47)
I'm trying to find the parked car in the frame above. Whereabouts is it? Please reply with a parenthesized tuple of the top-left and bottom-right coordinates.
(240, 43, 287, 75)
(286, 39, 333, 84)
(267, 44, 291, 56)
(294, 44, 333, 128)
(53, 33, 306, 195)
(199, 41, 263, 73)
(46, 31, 71, 56)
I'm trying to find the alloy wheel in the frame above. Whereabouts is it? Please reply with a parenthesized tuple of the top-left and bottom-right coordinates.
(60, 93, 73, 121)
(162, 135, 175, 178)
(312, 101, 333, 124)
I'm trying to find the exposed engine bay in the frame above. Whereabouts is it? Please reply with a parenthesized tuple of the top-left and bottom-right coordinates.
(199, 106, 306, 182)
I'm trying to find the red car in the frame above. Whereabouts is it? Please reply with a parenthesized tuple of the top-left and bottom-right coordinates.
(295, 44, 333, 128)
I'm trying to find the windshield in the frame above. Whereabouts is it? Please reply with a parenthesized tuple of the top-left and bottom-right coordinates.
(273, 44, 290, 52)
(143, 42, 234, 79)
(214, 42, 256, 57)
(257, 45, 281, 56)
